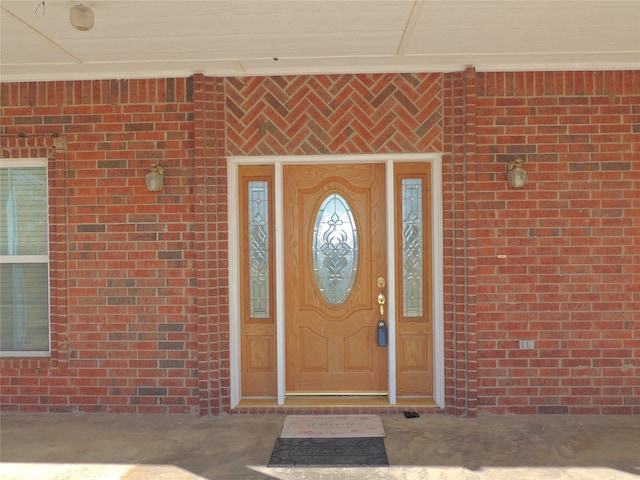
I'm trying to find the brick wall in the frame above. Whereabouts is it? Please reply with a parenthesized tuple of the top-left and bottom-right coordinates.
(442, 68, 479, 416)
(192, 75, 230, 415)
(472, 71, 640, 414)
(1, 70, 638, 415)
(1, 79, 204, 413)
(224, 73, 443, 155)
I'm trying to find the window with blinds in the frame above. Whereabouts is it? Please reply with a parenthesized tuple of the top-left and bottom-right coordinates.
(0, 159, 50, 355)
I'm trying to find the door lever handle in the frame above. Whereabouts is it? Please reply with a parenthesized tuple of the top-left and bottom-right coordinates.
(377, 293, 386, 318)
(376, 277, 387, 347)
(377, 277, 386, 318)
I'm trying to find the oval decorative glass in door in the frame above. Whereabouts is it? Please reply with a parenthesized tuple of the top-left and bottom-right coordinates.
(312, 193, 358, 306)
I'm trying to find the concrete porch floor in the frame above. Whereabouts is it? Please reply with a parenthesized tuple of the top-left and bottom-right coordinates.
(1, 413, 638, 480)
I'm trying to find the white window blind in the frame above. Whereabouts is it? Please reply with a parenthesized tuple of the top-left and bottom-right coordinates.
(0, 159, 50, 355)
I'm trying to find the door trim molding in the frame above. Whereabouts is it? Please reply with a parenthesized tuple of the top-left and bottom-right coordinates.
(228, 154, 444, 409)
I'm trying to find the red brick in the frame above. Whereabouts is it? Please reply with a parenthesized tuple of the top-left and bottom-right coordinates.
(3, 70, 639, 417)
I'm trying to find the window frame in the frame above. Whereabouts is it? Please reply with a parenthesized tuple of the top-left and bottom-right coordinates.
(0, 158, 51, 357)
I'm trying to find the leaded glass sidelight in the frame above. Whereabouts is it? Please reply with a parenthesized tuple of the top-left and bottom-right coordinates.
(312, 193, 358, 306)
(402, 178, 423, 317)
(248, 181, 269, 318)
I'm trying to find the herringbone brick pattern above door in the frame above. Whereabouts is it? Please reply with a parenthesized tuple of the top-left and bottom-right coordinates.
(225, 73, 443, 156)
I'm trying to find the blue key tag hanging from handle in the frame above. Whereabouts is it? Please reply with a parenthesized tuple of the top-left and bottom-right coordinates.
(377, 319, 388, 347)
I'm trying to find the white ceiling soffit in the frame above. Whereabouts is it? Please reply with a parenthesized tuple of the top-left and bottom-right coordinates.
(1, 0, 639, 82)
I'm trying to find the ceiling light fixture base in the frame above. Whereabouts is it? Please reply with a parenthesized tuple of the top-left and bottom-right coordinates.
(70, 4, 94, 31)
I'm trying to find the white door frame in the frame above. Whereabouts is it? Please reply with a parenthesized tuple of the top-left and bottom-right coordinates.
(228, 153, 444, 408)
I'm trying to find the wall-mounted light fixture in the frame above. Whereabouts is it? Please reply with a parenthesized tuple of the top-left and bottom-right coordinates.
(506, 158, 527, 188)
(145, 164, 165, 192)
(70, 4, 94, 31)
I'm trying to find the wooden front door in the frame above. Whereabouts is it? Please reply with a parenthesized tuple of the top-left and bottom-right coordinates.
(283, 163, 388, 394)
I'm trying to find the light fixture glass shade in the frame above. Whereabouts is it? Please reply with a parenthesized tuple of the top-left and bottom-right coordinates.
(506, 159, 527, 188)
(70, 5, 94, 31)
(145, 165, 165, 192)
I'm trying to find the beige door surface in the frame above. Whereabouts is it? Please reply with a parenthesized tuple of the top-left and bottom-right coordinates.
(284, 163, 388, 394)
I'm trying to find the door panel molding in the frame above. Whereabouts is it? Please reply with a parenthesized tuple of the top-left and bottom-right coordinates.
(228, 154, 444, 408)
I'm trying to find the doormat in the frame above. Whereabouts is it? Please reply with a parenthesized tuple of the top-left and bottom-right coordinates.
(280, 414, 385, 438)
(268, 437, 389, 467)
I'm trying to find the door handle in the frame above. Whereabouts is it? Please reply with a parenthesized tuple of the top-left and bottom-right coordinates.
(377, 293, 386, 318)
(377, 277, 386, 317)
(376, 277, 387, 347)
